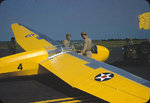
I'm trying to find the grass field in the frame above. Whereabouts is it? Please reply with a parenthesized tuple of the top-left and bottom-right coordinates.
(0, 39, 146, 49)
(94, 39, 145, 47)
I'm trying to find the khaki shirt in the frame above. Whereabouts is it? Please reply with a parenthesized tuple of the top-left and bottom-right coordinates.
(8, 41, 17, 54)
(63, 39, 70, 48)
(82, 37, 92, 54)
(8, 41, 17, 49)
(126, 40, 134, 46)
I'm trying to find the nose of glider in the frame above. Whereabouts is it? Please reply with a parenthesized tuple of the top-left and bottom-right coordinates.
(92, 45, 109, 62)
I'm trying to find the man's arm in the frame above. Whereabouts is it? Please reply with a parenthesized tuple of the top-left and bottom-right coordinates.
(82, 40, 88, 54)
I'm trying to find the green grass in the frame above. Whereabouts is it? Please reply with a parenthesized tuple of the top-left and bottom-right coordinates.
(0, 41, 9, 49)
(93, 40, 145, 47)
(0, 40, 146, 49)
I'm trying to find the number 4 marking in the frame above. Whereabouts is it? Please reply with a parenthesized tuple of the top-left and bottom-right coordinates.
(18, 63, 23, 70)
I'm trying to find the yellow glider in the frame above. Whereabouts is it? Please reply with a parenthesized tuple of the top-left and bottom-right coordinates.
(0, 23, 150, 103)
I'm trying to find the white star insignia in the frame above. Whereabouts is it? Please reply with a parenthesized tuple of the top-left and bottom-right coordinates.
(95, 73, 112, 81)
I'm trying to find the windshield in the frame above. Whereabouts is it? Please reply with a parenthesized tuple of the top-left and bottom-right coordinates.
(45, 45, 74, 59)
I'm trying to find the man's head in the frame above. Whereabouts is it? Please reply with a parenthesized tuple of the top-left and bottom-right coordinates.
(11, 37, 15, 42)
(126, 37, 130, 42)
(66, 33, 71, 40)
(81, 32, 87, 39)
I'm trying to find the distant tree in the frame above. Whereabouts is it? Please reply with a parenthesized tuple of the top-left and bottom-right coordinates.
(133, 38, 137, 40)
(146, 0, 150, 4)
(0, 0, 5, 4)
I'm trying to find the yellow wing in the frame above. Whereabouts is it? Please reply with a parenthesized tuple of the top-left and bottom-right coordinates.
(139, 12, 150, 30)
(40, 52, 150, 103)
(11, 23, 59, 51)
(1, 23, 56, 78)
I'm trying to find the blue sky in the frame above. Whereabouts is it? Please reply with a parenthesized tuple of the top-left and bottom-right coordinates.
(0, 0, 150, 41)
